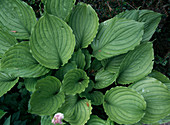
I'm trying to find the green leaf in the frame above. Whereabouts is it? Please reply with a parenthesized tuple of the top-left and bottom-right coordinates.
(41, 116, 53, 125)
(82, 49, 91, 70)
(103, 87, 146, 124)
(117, 42, 154, 84)
(106, 118, 114, 125)
(130, 77, 170, 124)
(158, 115, 170, 124)
(85, 91, 104, 105)
(30, 76, 65, 115)
(55, 62, 77, 81)
(138, 10, 161, 42)
(89, 59, 102, 74)
(1, 41, 50, 78)
(68, 3, 99, 50)
(0, 31, 18, 58)
(94, 69, 118, 89)
(24, 78, 38, 92)
(117, 10, 139, 20)
(86, 115, 106, 125)
(45, 0, 75, 21)
(0, 110, 6, 119)
(92, 17, 144, 60)
(80, 80, 94, 94)
(0, 71, 19, 97)
(0, 0, 36, 39)
(70, 49, 86, 69)
(30, 14, 75, 69)
(3, 115, 11, 125)
(61, 69, 89, 95)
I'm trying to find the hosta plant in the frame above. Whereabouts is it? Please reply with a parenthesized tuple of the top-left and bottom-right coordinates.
(0, 0, 170, 125)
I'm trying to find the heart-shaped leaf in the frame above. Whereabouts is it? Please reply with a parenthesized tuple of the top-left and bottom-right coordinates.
(117, 42, 154, 84)
(92, 17, 144, 60)
(0, 0, 36, 39)
(30, 76, 65, 115)
(68, 3, 99, 50)
(30, 14, 75, 69)
(1, 41, 50, 78)
(61, 69, 89, 95)
(130, 77, 170, 124)
(0, 30, 18, 58)
(45, 0, 75, 21)
(103, 87, 146, 124)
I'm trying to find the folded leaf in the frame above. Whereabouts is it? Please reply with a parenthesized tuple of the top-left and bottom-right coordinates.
(30, 14, 75, 69)
(1, 41, 50, 78)
(0, 0, 36, 39)
(30, 76, 65, 115)
(45, 0, 75, 21)
(82, 49, 91, 70)
(117, 42, 154, 84)
(0, 31, 18, 58)
(68, 3, 99, 49)
(130, 77, 170, 124)
(92, 17, 144, 60)
(103, 87, 146, 124)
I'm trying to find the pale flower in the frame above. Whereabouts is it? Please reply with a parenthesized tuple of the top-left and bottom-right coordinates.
(52, 113, 64, 125)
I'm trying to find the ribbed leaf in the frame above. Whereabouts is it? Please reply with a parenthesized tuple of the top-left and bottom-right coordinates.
(103, 87, 146, 124)
(70, 49, 86, 69)
(30, 76, 65, 115)
(24, 78, 38, 92)
(0, 110, 6, 119)
(117, 42, 154, 84)
(94, 69, 118, 89)
(68, 3, 99, 49)
(80, 80, 94, 94)
(86, 115, 106, 125)
(158, 115, 170, 124)
(0, 71, 19, 97)
(88, 59, 102, 75)
(92, 17, 144, 60)
(138, 10, 161, 42)
(82, 49, 91, 70)
(106, 118, 114, 125)
(45, 0, 75, 21)
(1, 41, 50, 78)
(30, 14, 75, 69)
(61, 69, 89, 95)
(0, 0, 36, 39)
(0, 31, 18, 58)
(41, 116, 53, 125)
(117, 10, 139, 20)
(130, 77, 170, 124)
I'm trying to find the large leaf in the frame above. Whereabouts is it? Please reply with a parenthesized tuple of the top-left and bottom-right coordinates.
(158, 115, 170, 124)
(86, 115, 106, 125)
(0, 0, 36, 39)
(30, 14, 75, 69)
(103, 87, 146, 124)
(1, 41, 50, 78)
(24, 78, 38, 92)
(92, 17, 144, 60)
(117, 10, 139, 20)
(61, 69, 89, 95)
(0, 71, 19, 97)
(41, 116, 53, 125)
(130, 77, 170, 124)
(68, 2, 99, 49)
(45, 0, 75, 21)
(29, 76, 65, 115)
(0, 31, 18, 58)
(117, 42, 154, 84)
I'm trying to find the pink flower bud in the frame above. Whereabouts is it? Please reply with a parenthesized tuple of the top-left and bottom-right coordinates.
(11, 31, 17, 33)
(52, 113, 64, 125)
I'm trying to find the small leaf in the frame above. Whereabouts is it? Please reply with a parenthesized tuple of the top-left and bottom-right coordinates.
(0, 30, 18, 58)
(88, 59, 102, 74)
(30, 14, 75, 69)
(45, 0, 75, 21)
(30, 76, 65, 115)
(92, 17, 144, 60)
(130, 77, 170, 124)
(0, 0, 36, 39)
(3, 115, 11, 125)
(0, 71, 19, 97)
(61, 69, 89, 95)
(103, 87, 146, 124)
(41, 116, 53, 125)
(82, 49, 91, 70)
(24, 78, 38, 92)
(68, 3, 99, 49)
(1, 41, 50, 78)
(86, 115, 106, 125)
(85, 91, 104, 105)
(0, 110, 6, 119)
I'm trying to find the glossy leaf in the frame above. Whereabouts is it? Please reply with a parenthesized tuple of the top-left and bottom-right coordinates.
(0, 0, 36, 39)
(92, 17, 144, 60)
(1, 42, 50, 78)
(61, 69, 89, 95)
(45, 0, 75, 21)
(0, 71, 19, 97)
(0, 30, 18, 58)
(68, 3, 99, 49)
(86, 115, 106, 125)
(117, 42, 154, 84)
(103, 87, 146, 124)
(130, 77, 170, 124)
(30, 76, 65, 115)
(30, 14, 75, 69)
